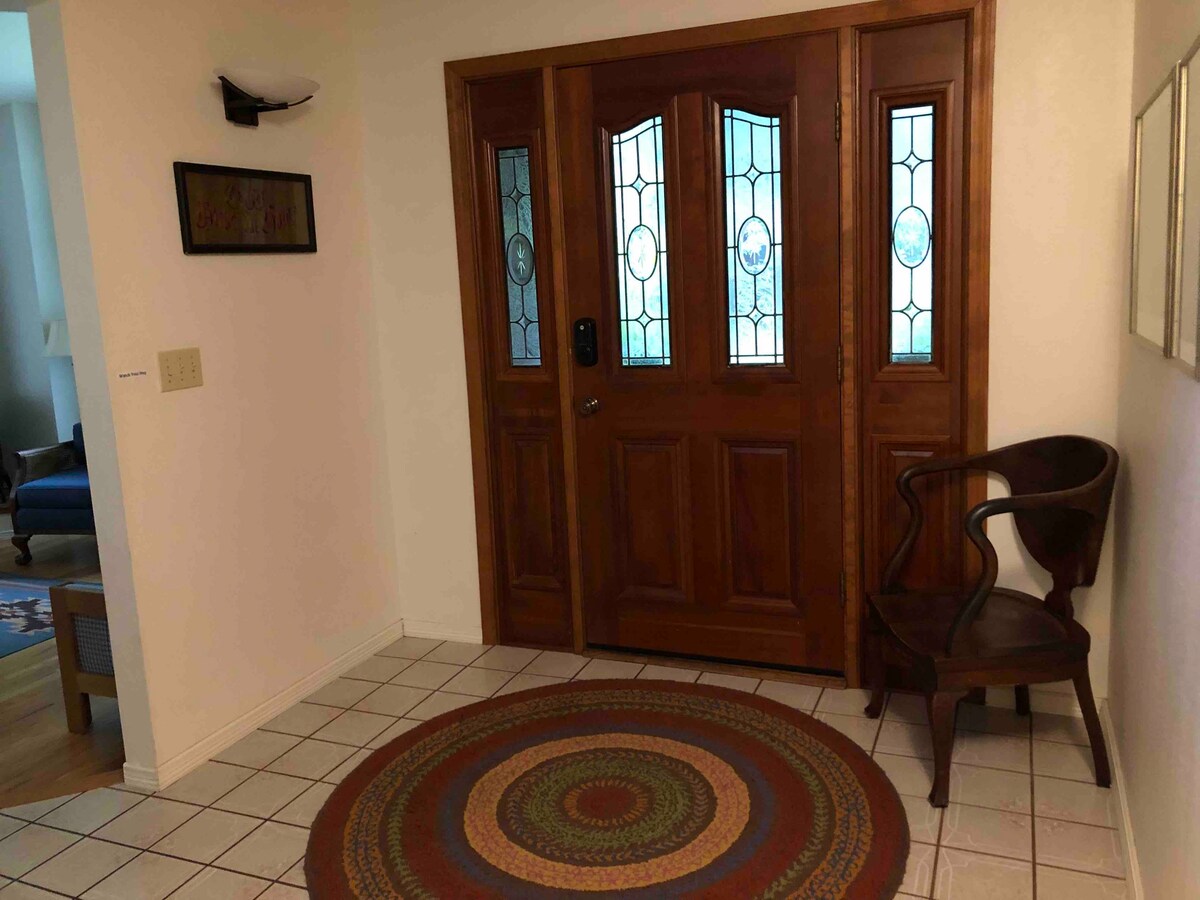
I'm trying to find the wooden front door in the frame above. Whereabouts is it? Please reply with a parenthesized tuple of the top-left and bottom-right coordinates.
(556, 35, 846, 670)
(448, 1, 993, 683)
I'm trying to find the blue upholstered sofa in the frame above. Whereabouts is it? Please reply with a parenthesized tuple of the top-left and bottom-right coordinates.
(9, 423, 94, 565)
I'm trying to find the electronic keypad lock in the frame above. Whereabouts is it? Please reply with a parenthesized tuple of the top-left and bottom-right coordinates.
(573, 317, 598, 366)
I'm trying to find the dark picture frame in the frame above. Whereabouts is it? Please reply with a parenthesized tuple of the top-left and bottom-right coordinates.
(173, 161, 317, 254)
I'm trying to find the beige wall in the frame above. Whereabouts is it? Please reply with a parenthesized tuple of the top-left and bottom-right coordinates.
(28, 0, 399, 776)
(352, 0, 1133, 699)
(1110, 0, 1200, 894)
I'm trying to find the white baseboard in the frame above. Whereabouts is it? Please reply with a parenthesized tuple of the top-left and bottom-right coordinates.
(401, 618, 483, 644)
(1101, 700, 1143, 900)
(123, 618, 407, 792)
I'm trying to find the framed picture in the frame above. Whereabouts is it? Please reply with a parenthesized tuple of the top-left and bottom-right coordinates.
(173, 161, 316, 254)
(1130, 71, 1178, 355)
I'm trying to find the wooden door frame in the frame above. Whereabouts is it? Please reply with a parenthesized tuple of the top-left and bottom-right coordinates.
(445, 0, 994, 685)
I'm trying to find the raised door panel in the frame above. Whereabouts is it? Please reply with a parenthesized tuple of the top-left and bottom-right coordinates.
(869, 435, 957, 592)
(613, 438, 691, 603)
(720, 441, 796, 609)
(499, 429, 564, 592)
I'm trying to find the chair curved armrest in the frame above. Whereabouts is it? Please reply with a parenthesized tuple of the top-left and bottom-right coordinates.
(13, 442, 76, 493)
(879, 453, 999, 593)
(946, 489, 1095, 653)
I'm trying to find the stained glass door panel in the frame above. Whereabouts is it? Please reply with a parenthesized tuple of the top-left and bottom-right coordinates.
(890, 105, 934, 364)
(724, 108, 785, 366)
(611, 117, 671, 366)
(496, 147, 542, 366)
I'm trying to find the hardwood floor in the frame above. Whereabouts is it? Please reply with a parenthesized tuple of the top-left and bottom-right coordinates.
(0, 640, 124, 807)
(0, 514, 116, 806)
(0, 514, 102, 581)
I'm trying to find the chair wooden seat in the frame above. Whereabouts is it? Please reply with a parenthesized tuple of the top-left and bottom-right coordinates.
(864, 435, 1117, 807)
(869, 588, 1087, 666)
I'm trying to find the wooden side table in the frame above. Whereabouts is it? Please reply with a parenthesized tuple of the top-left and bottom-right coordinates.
(49, 582, 115, 733)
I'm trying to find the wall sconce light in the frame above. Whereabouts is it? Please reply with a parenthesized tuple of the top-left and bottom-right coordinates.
(214, 68, 320, 127)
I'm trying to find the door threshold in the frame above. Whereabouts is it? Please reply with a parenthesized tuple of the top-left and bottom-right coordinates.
(585, 644, 847, 689)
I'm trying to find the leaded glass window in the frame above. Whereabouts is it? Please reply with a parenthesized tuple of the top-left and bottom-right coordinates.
(724, 109, 784, 366)
(611, 117, 670, 366)
(890, 105, 934, 365)
(497, 147, 540, 366)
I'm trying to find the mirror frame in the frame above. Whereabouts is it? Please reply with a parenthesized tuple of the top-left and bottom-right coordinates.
(1175, 40, 1200, 377)
(1130, 69, 1179, 357)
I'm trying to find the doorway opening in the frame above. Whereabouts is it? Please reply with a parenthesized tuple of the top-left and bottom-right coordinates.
(0, 9, 119, 807)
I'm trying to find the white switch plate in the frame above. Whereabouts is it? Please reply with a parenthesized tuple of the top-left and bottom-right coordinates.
(158, 347, 203, 392)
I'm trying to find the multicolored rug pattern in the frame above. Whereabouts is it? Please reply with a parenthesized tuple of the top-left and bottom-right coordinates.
(0, 578, 56, 659)
(307, 679, 909, 898)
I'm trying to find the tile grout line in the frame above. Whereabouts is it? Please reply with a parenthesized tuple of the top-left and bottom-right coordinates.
(158, 645, 531, 900)
(2, 791, 152, 898)
(931, 763, 948, 900)
(155, 725, 329, 898)
(1029, 704, 1039, 900)
(12, 720, 325, 898)
(928, 697, 947, 900)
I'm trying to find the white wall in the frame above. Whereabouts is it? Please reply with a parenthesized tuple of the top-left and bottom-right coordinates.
(29, 0, 399, 779)
(1109, 0, 1200, 894)
(351, 0, 1133, 697)
(0, 101, 58, 450)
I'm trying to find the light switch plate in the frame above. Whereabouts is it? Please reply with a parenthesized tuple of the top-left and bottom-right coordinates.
(158, 347, 203, 392)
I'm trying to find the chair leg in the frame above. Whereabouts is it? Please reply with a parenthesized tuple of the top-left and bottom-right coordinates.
(63, 689, 92, 734)
(1015, 684, 1031, 716)
(1072, 667, 1111, 788)
(863, 625, 886, 719)
(964, 687, 987, 706)
(927, 690, 966, 807)
(12, 535, 31, 566)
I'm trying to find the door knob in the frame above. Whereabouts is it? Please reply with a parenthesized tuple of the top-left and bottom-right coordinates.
(578, 397, 602, 417)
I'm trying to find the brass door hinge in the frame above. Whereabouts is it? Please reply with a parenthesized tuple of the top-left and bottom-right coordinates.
(839, 571, 847, 608)
(837, 345, 844, 383)
(835, 100, 842, 142)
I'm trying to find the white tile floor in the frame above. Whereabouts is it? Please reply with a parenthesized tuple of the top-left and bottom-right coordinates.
(0, 639, 1129, 899)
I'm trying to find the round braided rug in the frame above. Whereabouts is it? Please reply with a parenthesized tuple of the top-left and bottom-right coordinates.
(306, 679, 909, 899)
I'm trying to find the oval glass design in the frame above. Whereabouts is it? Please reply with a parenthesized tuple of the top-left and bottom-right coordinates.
(611, 117, 670, 366)
(626, 224, 659, 281)
(723, 109, 784, 366)
(889, 105, 935, 365)
(892, 207, 930, 268)
(506, 233, 535, 286)
(737, 216, 772, 275)
(496, 147, 541, 367)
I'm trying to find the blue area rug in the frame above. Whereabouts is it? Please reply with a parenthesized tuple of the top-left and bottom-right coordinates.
(0, 578, 57, 660)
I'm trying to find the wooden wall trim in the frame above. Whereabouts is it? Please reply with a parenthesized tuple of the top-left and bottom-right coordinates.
(445, 66, 501, 643)
(963, 0, 995, 578)
(837, 25, 863, 685)
(446, 0, 989, 79)
(540, 67, 588, 653)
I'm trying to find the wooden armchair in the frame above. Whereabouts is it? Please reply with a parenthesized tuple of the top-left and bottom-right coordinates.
(864, 435, 1118, 807)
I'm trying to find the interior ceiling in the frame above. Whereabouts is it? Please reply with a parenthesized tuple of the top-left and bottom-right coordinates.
(0, 12, 35, 105)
